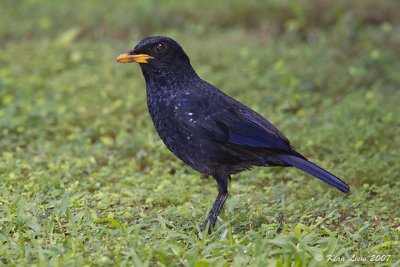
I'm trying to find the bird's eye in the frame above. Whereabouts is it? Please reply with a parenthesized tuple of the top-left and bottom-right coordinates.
(154, 42, 166, 53)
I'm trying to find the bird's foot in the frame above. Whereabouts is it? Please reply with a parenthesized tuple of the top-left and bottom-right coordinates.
(200, 193, 228, 233)
(200, 214, 218, 234)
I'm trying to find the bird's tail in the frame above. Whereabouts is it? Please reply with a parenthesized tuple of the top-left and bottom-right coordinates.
(279, 155, 350, 193)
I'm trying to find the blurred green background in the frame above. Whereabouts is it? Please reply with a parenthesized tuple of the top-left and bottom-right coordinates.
(1, 0, 399, 266)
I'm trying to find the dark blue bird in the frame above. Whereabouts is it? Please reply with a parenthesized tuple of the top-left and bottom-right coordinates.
(117, 36, 350, 231)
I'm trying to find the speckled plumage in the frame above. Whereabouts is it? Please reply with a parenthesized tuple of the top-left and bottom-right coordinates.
(118, 36, 350, 231)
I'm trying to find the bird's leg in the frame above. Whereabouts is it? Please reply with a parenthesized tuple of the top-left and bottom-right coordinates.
(200, 174, 229, 233)
(200, 193, 228, 232)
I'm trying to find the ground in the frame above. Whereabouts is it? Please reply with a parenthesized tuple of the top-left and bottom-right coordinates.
(0, 0, 399, 266)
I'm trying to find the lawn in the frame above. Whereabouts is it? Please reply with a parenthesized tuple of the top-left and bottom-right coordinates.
(0, 0, 399, 266)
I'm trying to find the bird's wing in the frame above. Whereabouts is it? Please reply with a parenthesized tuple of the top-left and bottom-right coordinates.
(175, 91, 294, 154)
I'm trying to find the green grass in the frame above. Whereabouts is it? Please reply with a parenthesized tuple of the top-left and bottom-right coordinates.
(1, 0, 400, 266)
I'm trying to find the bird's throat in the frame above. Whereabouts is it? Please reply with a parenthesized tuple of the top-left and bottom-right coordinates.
(141, 64, 199, 91)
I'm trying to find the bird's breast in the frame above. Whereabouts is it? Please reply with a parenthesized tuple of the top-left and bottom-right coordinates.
(146, 88, 211, 173)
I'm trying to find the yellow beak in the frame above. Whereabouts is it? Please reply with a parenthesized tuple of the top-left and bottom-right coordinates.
(116, 53, 154, 64)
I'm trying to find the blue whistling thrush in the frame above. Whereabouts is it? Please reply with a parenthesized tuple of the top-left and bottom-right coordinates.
(116, 36, 350, 232)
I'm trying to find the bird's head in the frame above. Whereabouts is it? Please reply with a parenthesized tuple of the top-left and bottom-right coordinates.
(116, 36, 193, 77)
